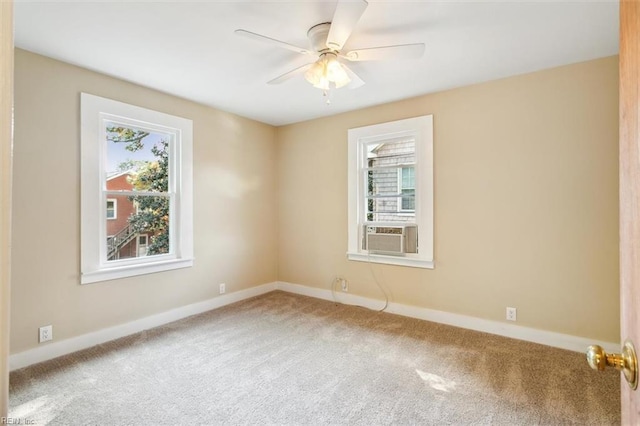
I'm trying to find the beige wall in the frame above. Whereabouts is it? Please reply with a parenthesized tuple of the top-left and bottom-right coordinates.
(277, 56, 620, 342)
(1, 0, 13, 415)
(11, 49, 278, 353)
(11, 51, 620, 355)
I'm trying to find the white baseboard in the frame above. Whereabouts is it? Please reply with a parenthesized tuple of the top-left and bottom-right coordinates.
(9, 282, 277, 371)
(274, 281, 620, 354)
(10, 280, 618, 370)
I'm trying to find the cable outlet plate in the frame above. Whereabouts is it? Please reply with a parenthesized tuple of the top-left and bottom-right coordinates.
(506, 307, 517, 321)
(39, 325, 53, 343)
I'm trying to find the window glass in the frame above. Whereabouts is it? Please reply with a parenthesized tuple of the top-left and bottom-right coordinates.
(104, 124, 172, 261)
(364, 138, 415, 221)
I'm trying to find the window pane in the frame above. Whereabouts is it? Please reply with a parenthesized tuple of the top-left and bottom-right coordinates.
(106, 195, 170, 261)
(365, 138, 416, 221)
(105, 122, 170, 193)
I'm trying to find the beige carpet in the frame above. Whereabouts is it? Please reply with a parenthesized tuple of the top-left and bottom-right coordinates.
(9, 291, 620, 425)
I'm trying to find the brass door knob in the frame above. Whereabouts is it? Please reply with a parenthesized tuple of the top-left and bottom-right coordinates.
(586, 340, 638, 390)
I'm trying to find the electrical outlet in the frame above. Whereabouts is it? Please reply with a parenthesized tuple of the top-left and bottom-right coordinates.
(506, 307, 517, 321)
(219, 283, 226, 294)
(39, 325, 53, 343)
(341, 279, 348, 292)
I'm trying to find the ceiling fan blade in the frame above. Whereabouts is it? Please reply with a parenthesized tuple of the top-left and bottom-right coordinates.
(267, 63, 313, 85)
(235, 29, 312, 56)
(344, 43, 425, 61)
(326, 0, 368, 51)
(341, 64, 365, 89)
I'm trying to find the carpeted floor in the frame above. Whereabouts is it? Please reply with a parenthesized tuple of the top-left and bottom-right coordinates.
(9, 291, 620, 425)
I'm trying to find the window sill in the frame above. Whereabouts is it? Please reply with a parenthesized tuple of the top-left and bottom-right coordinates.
(347, 252, 434, 269)
(81, 257, 194, 284)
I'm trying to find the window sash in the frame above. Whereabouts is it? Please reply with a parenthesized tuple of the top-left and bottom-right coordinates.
(103, 193, 173, 263)
(99, 119, 177, 267)
(363, 151, 417, 220)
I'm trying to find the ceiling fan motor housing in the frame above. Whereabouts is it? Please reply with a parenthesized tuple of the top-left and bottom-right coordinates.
(307, 23, 333, 53)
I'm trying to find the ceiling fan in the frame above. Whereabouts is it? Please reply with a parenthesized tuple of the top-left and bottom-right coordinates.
(235, 0, 425, 97)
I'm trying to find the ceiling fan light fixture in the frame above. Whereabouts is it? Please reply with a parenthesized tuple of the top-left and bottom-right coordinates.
(304, 60, 326, 88)
(326, 56, 351, 88)
(304, 52, 351, 90)
(236, 0, 425, 100)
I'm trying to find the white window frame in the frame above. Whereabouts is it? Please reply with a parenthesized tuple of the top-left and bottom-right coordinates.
(106, 198, 117, 220)
(81, 93, 193, 284)
(347, 115, 433, 269)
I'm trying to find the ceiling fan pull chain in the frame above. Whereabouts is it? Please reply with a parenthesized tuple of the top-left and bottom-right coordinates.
(323, 89, 333, 105)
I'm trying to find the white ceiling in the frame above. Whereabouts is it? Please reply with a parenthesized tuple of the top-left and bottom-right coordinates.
(14, 0, 619, 126)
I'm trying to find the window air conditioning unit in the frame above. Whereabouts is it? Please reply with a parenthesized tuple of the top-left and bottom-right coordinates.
(363, 225, 418, 255)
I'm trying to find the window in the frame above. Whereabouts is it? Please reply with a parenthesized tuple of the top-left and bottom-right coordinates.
(81, 93, 193, 284)
(399, 167, 415, 212)
(106, 199, 117, 220)
(347, 115, 433, 268)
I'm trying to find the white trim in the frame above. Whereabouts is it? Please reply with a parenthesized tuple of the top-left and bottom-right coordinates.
(10, 280, 617, 371)
(346, 252, 434, 269)
(9, 282, 277, 371)
(275, 281, 619, 354)
(80, 257, 194, 284)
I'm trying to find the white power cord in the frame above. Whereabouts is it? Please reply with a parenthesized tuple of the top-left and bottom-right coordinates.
(366, 251, 390, 312)
(331, 254, 389, 313)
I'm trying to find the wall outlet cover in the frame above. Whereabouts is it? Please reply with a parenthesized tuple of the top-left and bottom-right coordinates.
(39, 325, 53, 343)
